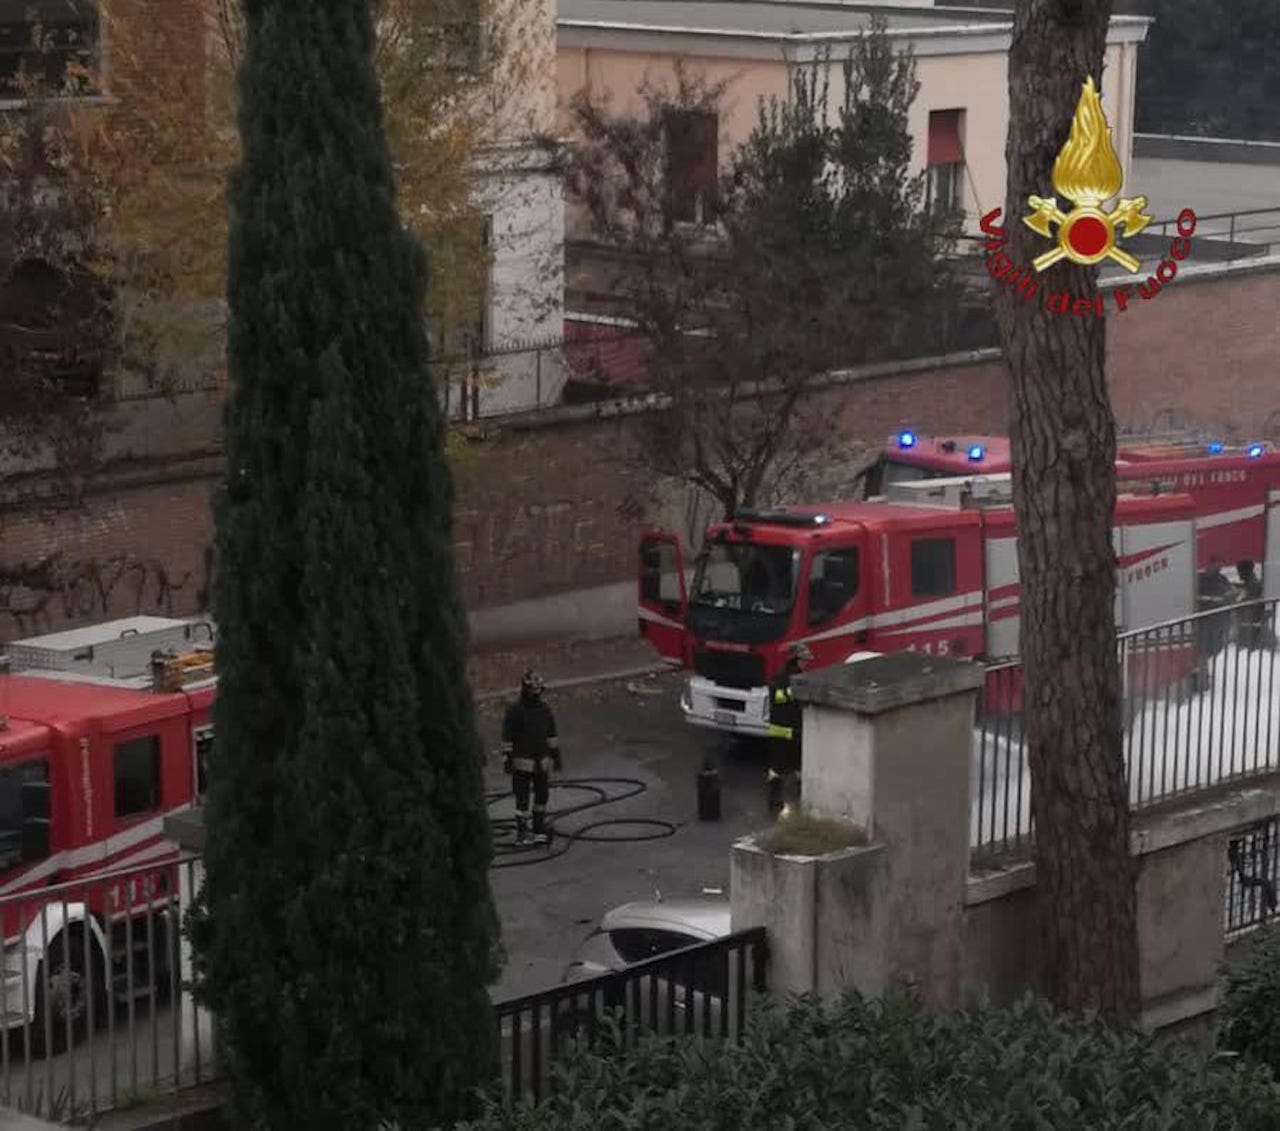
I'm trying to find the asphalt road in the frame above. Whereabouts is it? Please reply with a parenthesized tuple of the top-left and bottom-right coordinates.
(479, 671, 780, 1002)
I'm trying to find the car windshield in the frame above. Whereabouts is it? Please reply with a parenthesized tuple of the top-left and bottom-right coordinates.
(691, 542, 800, 616)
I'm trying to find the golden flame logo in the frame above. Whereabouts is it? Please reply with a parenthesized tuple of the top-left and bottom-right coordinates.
(1023, 77, 1152, 273)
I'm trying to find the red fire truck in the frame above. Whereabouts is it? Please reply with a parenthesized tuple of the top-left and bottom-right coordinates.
(864, 433, 1280, 590)
(0, 616, 214, 1049)
(639, 471, 1208, 736)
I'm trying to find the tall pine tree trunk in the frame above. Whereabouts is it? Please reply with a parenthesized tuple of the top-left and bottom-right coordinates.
(190, 1, 503, 1125)
(993, 0, 1140, 1021)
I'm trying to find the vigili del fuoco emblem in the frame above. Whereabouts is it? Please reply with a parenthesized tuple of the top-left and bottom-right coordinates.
(1023, 76, 1152, 273)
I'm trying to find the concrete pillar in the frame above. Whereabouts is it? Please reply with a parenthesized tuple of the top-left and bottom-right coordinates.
(791, 652, 984, 1007)
(731, 838, 888, 1003)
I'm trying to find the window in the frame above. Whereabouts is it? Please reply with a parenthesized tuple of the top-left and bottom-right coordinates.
(0, 259, 105, 398)
(0, 759, 49, 870)
(911, 537, 957, 598)
(193, 726, 213, 801)
(0, 0, 99, 99)
(808, 547, 860, 626)
(926, 109, 964, 212)
(663, 109, 718, 224)
(609, 928, 703, 965)
(640, 539, 683, 611)
(691, 541, 801, 617)
(114, 735, 161, 819)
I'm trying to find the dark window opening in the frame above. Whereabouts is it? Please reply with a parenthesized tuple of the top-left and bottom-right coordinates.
(0, 759, 49, 870)
(114, 735, 161, 819)
(911, 537, 957, 598)
(808, 547, 860, 626)
(664, 109, 718, 224)
(0, 0, 100, 99)
(0, 258, 105, 398)
(926, 109, 964, 212)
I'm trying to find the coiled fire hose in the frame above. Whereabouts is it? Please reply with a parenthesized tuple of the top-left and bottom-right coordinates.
(487, 776, 680, 869)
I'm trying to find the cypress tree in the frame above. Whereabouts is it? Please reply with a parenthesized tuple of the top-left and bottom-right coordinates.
(188, 2, 503, 1126)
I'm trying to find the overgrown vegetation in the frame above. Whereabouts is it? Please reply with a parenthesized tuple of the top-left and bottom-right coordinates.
(460, 992, 1280, 1130)
(1221, 929, 1280, 1075)
(757, 809, 868, 856)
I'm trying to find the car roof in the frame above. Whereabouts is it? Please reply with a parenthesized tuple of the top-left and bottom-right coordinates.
(599, 898, 732, 939)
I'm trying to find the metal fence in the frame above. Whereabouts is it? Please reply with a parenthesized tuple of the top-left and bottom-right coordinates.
(1225, 816, 1280, 939)
(0, 855, 213, 1124)
(973, 600, 1280, 856)
(491, 927, 769, 1108)
(1147, 207, 1280, 258)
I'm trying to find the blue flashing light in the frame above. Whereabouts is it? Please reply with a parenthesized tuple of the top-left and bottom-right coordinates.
(1248, 443, 1266, 458)
(897, 430, 917, 449)
(1207, 441, 1225, 455)
(967, 444, 985, 462)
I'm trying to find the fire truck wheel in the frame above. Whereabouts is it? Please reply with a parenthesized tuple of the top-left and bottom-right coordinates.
(30, 930, 105, 1058)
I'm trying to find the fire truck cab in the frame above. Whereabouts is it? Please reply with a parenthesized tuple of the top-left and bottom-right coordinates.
(0, 616, 214, 1045)
(640, 473, 1198, 737)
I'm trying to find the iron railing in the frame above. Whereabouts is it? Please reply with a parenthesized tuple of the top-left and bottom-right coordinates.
(0, 855, 213, 1124)
(1148, 207, 1280, 255)
(972, 600, 1280, 856)
(491, 927, 768, 1107)
(1225, 816, 1280, 938)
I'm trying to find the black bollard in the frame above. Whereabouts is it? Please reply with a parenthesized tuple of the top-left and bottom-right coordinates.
(697, 758, 722, 822)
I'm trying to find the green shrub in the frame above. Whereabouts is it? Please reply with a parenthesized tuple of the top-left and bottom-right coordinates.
(1222, 929, 1280, 1074)
(458, 992, 1280, 1130)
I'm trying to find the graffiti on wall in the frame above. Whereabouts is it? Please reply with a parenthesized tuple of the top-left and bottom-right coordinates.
(0, 546, 213, 640)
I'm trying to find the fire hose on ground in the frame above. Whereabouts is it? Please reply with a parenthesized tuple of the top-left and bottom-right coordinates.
(486, 776, 680, 869)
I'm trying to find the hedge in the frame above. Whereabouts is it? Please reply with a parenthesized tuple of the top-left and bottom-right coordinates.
(458, 991, 1280, 1130)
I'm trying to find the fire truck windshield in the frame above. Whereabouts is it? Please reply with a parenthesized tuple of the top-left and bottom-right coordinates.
(690, 542, 800, 616)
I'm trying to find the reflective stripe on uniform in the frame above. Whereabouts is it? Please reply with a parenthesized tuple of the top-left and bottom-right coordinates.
(773, 688, 792, 704)
(766, 724, 793, 740)
(511, 757, 539, 773)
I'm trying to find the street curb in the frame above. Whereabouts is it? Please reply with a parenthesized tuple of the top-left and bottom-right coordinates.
(474, 661, 674, 703)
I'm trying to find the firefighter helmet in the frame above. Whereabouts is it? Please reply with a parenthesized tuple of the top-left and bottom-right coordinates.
(521, 670, 545, 698)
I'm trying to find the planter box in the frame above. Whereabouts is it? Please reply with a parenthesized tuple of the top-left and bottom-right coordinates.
(730, 835, 888, 1002)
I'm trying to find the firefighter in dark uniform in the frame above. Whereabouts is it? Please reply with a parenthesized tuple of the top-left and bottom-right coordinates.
(501, 671, 561, 845)
(1237, 560, 1267, 649)
(767, 643, 811, 771)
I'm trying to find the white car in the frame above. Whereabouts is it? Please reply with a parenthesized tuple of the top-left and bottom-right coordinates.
(555, 897, 743, 1051)
(562, 897, 732, 983)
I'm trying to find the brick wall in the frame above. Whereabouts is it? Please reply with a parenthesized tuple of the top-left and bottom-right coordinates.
(2, 261, 1278, 641)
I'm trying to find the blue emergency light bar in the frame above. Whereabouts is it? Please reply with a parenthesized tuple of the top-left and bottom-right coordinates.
(967, 445, 984, 462)
(897, 431, 917, 449)
(1248, 444, 1266, 458)
(1207, 441, 1225, 455)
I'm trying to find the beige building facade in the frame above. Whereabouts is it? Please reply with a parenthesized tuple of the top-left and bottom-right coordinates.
(557, 1, 1152, 235)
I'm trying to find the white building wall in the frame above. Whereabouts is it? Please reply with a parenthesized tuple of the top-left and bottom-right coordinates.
(475, 152, 566, 417)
